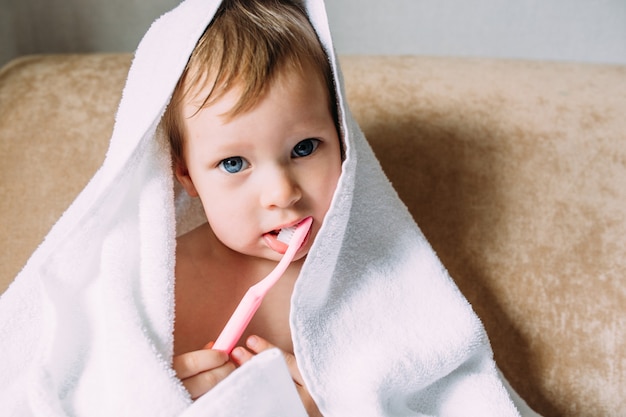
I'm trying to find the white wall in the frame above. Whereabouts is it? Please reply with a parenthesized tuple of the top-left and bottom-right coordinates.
(0, 0, 178, 66)
(1, 0, 625, 67)
(325, 0, 626, 64)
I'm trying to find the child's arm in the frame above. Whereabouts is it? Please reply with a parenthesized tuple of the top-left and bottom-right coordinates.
(172, 344, 236, 400)
(231, 335, 322, 417)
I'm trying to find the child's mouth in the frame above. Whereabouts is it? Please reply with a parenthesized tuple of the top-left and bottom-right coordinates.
(263, 220, 311, 254)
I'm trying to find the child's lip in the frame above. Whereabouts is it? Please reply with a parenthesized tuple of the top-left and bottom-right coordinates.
(263, 233, 289, 254)
(271, 218, 306, 233)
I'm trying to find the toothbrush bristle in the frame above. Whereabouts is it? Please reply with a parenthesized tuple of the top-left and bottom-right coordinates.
(277, 226, 296, 244)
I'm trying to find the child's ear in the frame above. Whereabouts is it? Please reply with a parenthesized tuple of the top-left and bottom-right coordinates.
(174, 160, 199, 197)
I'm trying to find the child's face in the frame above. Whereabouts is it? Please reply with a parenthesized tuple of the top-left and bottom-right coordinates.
(175, 68, 342, 262)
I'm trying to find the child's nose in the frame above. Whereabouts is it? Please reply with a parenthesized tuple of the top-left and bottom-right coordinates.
(259, 166, 302, 209)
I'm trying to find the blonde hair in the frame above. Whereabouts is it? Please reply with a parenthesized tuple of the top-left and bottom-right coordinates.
(163, 0, 338, 166)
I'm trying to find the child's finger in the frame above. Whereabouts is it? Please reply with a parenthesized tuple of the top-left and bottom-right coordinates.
(172, 349, 229, 380)
(281, 350, 305, 387)
(245, 335, 272, 353)
(182, 361, 236, 400)
(243, 336, 321, 415)
(245, 335, 305, 386)
(230, 345, 255, 366)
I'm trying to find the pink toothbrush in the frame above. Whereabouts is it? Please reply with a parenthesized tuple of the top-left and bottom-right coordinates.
(212, 217, 313, 353)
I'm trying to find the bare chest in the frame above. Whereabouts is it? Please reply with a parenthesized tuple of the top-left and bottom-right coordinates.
(173, 260, 297, 356)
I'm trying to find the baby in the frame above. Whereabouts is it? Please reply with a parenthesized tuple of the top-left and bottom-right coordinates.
(162, 0, 341, 412)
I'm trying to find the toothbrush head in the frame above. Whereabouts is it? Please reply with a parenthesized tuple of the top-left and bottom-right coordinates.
(276, 217, 313, 245)
(277, 226, 297, 244)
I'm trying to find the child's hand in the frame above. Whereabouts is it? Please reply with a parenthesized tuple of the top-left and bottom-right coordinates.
(231, 335, 322, 417)
(172, 343, 236, 400)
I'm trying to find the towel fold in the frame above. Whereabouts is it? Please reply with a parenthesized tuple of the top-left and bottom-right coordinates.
(0, 0, 540, 415)
(182, 349, 307, 417)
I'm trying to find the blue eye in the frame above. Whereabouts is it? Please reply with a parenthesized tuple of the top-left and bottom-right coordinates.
(219, 157, 249, 174)
(291, 139, 320, 158)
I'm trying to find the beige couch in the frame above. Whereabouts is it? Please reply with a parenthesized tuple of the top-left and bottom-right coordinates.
(1, 54, 625, 417)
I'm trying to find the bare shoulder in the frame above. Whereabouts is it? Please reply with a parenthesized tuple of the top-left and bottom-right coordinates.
(174, 222, 242, 287)
(173, 222, 255, 354)
(173, 223, 222, 354)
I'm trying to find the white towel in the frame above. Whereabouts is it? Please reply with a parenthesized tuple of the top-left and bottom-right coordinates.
(0, 0, 540, 415)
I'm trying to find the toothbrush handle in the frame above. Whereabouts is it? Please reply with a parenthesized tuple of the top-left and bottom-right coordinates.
(211, 258, 291, 353)
(211, 217, 312, 354)
(212, 290, 263, 353)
